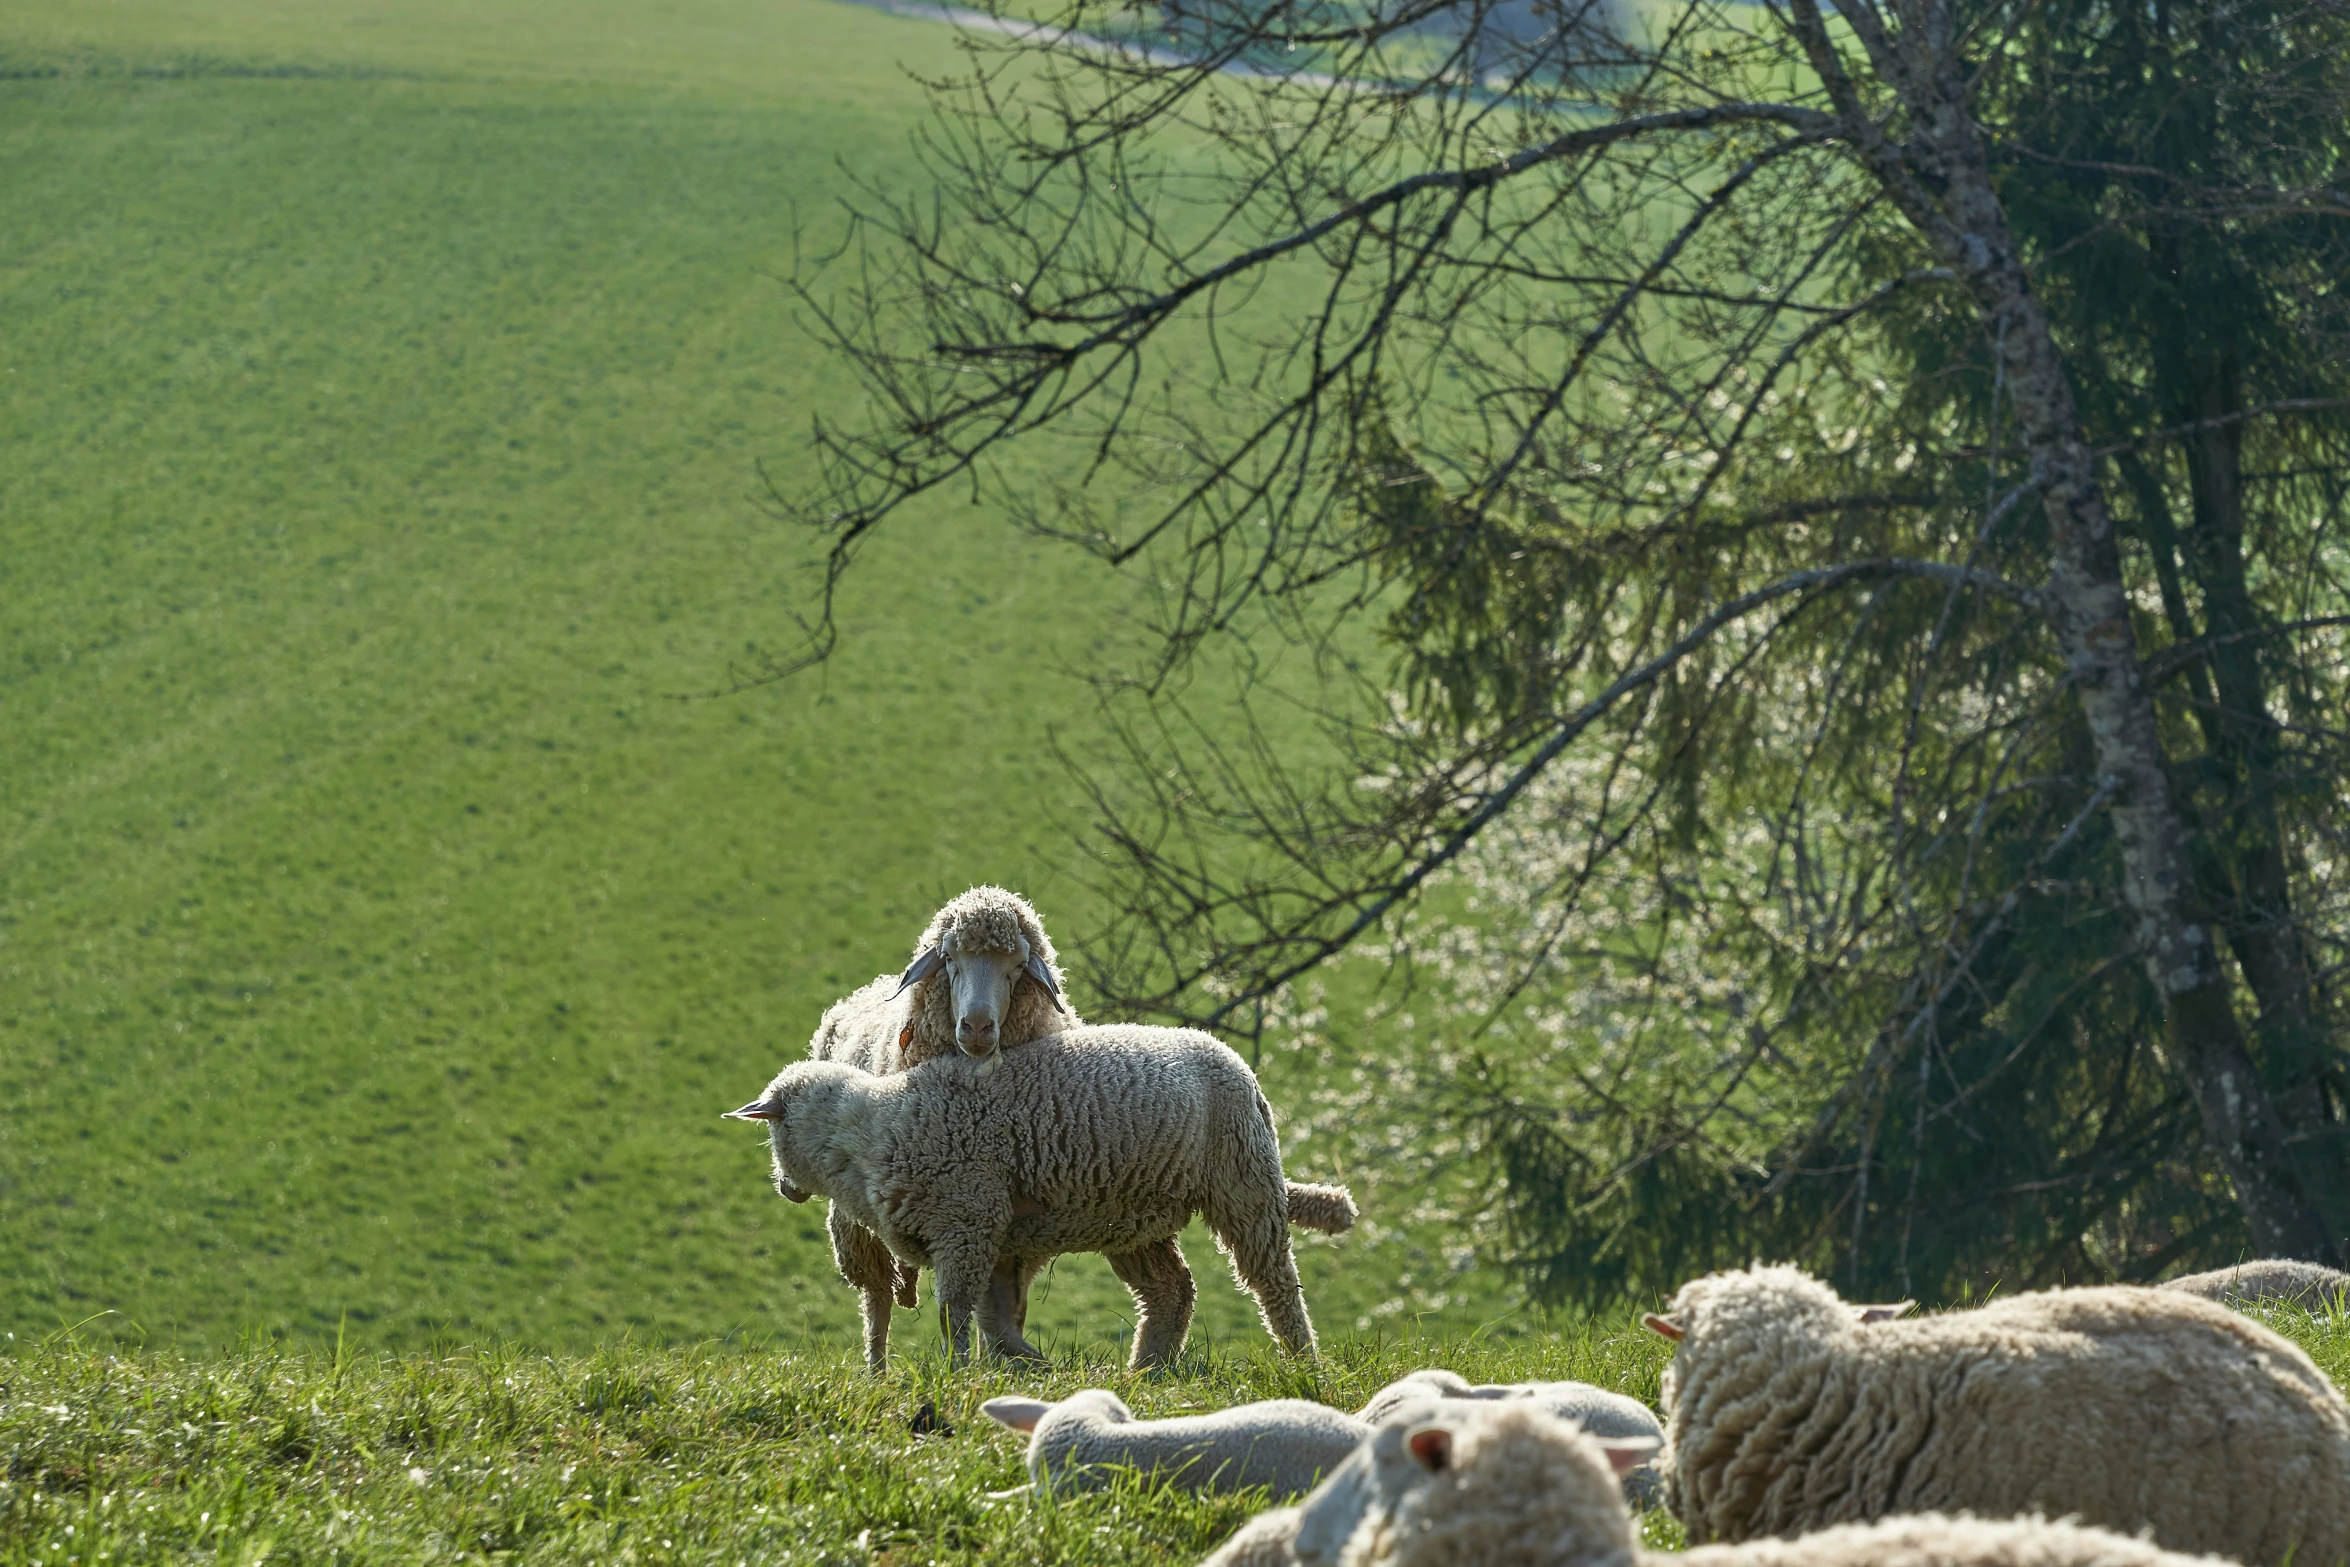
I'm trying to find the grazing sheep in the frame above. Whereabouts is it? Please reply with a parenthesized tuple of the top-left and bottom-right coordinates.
(1202, 1401, 2238, 1567)
(2163, 1259, 2350, 1312)
(804, 886, 1201, 1372)
(982, 1373, 1660, 1501)
(731, 1026, 1352, 1363)
(1647, 1263, 2350, 1564)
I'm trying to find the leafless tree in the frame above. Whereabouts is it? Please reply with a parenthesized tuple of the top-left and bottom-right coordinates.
(783, 0, 2350, 1279)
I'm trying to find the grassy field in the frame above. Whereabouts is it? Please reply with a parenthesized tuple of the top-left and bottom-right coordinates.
(0, 0, 1523, 1356)
(1, 1302, 2345, 1566)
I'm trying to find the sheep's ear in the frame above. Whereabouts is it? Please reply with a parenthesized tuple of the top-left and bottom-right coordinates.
(726, 1099, 780, 1121)
(774, 1176, 811, 1203)
(982, 1396, 1054, 1433)
(1022, 952, 1066, 1010)
(1853, 1301, 1917, 1323)
(1405, 1426, 1452, 1472)
(1599, 1438, 1660, 1477)
(1642, 1312, 1684, 1341)
(892, 945, 947, 998)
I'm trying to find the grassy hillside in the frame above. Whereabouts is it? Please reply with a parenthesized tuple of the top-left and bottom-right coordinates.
(0, 0, 1515, 1355)
(5, 1302, 2348, 1565)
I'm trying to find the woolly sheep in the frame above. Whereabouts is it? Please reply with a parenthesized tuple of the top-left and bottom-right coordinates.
(1201, 1400, 2240, 1567)
(730, 1025, 1354, 1362)
(800, 886, 1111, 1370)
(1647, 1263, 2350, 1564)
(984, 1372, 1661, 1500)
(2163, 1259, 2350, 1312)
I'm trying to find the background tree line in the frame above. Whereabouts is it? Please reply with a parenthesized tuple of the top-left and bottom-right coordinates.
(783, 0, 2350, 1302)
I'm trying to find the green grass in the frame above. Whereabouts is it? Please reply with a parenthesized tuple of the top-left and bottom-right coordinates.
(5, 1301, 2349, 1566)
(0, 0, 1529, 1356)
(2, 1320, 1686, 1567)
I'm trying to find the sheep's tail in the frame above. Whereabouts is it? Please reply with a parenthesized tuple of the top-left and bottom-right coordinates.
(1285, 1182, 1358, 1234)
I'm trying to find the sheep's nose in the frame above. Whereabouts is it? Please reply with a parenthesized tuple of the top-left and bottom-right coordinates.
(959, 1016, 999, 1054)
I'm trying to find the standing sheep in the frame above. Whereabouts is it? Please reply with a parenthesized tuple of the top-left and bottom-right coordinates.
(1647, 1263, 2350, 1565)
(801, 885, 1197, 1371)
(731, 1026, 1353, 1363)
(2163, 1259, 2350, 1312)
(983, 1372, 1661, 1500)
(1201, 1401, 2242, 1567)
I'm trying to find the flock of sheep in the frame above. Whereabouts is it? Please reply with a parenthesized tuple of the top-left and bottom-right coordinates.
(728, 885, 2350, 1567)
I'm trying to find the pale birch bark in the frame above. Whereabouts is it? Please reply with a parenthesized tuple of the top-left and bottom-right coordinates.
(1784, 0, 2340, 1261)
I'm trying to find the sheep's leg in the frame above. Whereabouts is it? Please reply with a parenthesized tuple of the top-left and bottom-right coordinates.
(1212, 1209, 1317, 1358)
(979, 1257, 1049, 1363)
(930, 1244, 995, 1366)
(1105, 1236, 1196, 1370)
(828, 1204, 900, 1372)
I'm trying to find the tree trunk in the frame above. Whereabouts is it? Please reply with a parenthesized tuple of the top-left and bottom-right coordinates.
(2172, 360, 2345, 1215)
(1844, 3, 2345, 1261)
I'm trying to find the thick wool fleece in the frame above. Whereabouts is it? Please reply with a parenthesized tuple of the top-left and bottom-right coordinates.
(1202, 1404, 2236, 1567)
(746, 1026, 1340, 1360)
(802, 885, 1084, 1369)
(1004, 1389, 1367, 1497)
(1357, 1371, 1662, 1504)
(2163, 1259, 2350, 1311)
(1657, 1264, 2350, 1565)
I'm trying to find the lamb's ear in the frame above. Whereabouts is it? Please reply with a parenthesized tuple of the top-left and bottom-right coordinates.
(1599, 1438, 1661, 1477)
(773, 1175, 811, 1203)
(726, 1099, 779, 1121)
(1022, 952, 1066, 1011)
(1405, 1426, 1453, 1472)
(1853, 1301, 1917, 1323)
(1642, 1312, 1685, 1341)
(892, 945, 947, 998)
(982, 1396, 1054, 1433)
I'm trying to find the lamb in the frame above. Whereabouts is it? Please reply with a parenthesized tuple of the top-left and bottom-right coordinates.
(802, 885, 1201, 1372)
(1357, 1369, 1663, 1503)
(1201, 1400, 2242, 1567)
(1646, 1262, 2350, 1565)
(984, 1373, 1662, 1500)
(985, 1388, 1370, 1498)
(730, 1025, 1355, 1363)
(2163, 1258, 2350, 1312)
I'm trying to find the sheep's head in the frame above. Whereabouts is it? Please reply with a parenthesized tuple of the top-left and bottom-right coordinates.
(894, 886, 1067, 1060)
(726, 1062, 853, 1203)
(1293, 1404, 1653, 1567)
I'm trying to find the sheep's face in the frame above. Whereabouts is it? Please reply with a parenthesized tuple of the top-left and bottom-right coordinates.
(1294, 1406, 1652, 1567)
(942, 931, 1027, 1059)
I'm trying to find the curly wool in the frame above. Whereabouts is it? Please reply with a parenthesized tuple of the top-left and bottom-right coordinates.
(2163, 1259, 2350, 1312)
(747, 1024, 1337, 1359)
(1203, 1404, 2239, 1567)
(1657, 1264, 2350, 1565)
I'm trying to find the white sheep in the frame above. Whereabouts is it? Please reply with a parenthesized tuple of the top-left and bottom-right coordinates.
(1646, 1263, 2350, 1564)
(984, 1388, 1370, 1497)
(2163, 1259, 2350, 1312)
(731, 1025, 1354, 1363)
(1201, 1400, 2242, 1567)
(802, 886, 1095, 1370)
(983, 1373, 1662, 1500)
